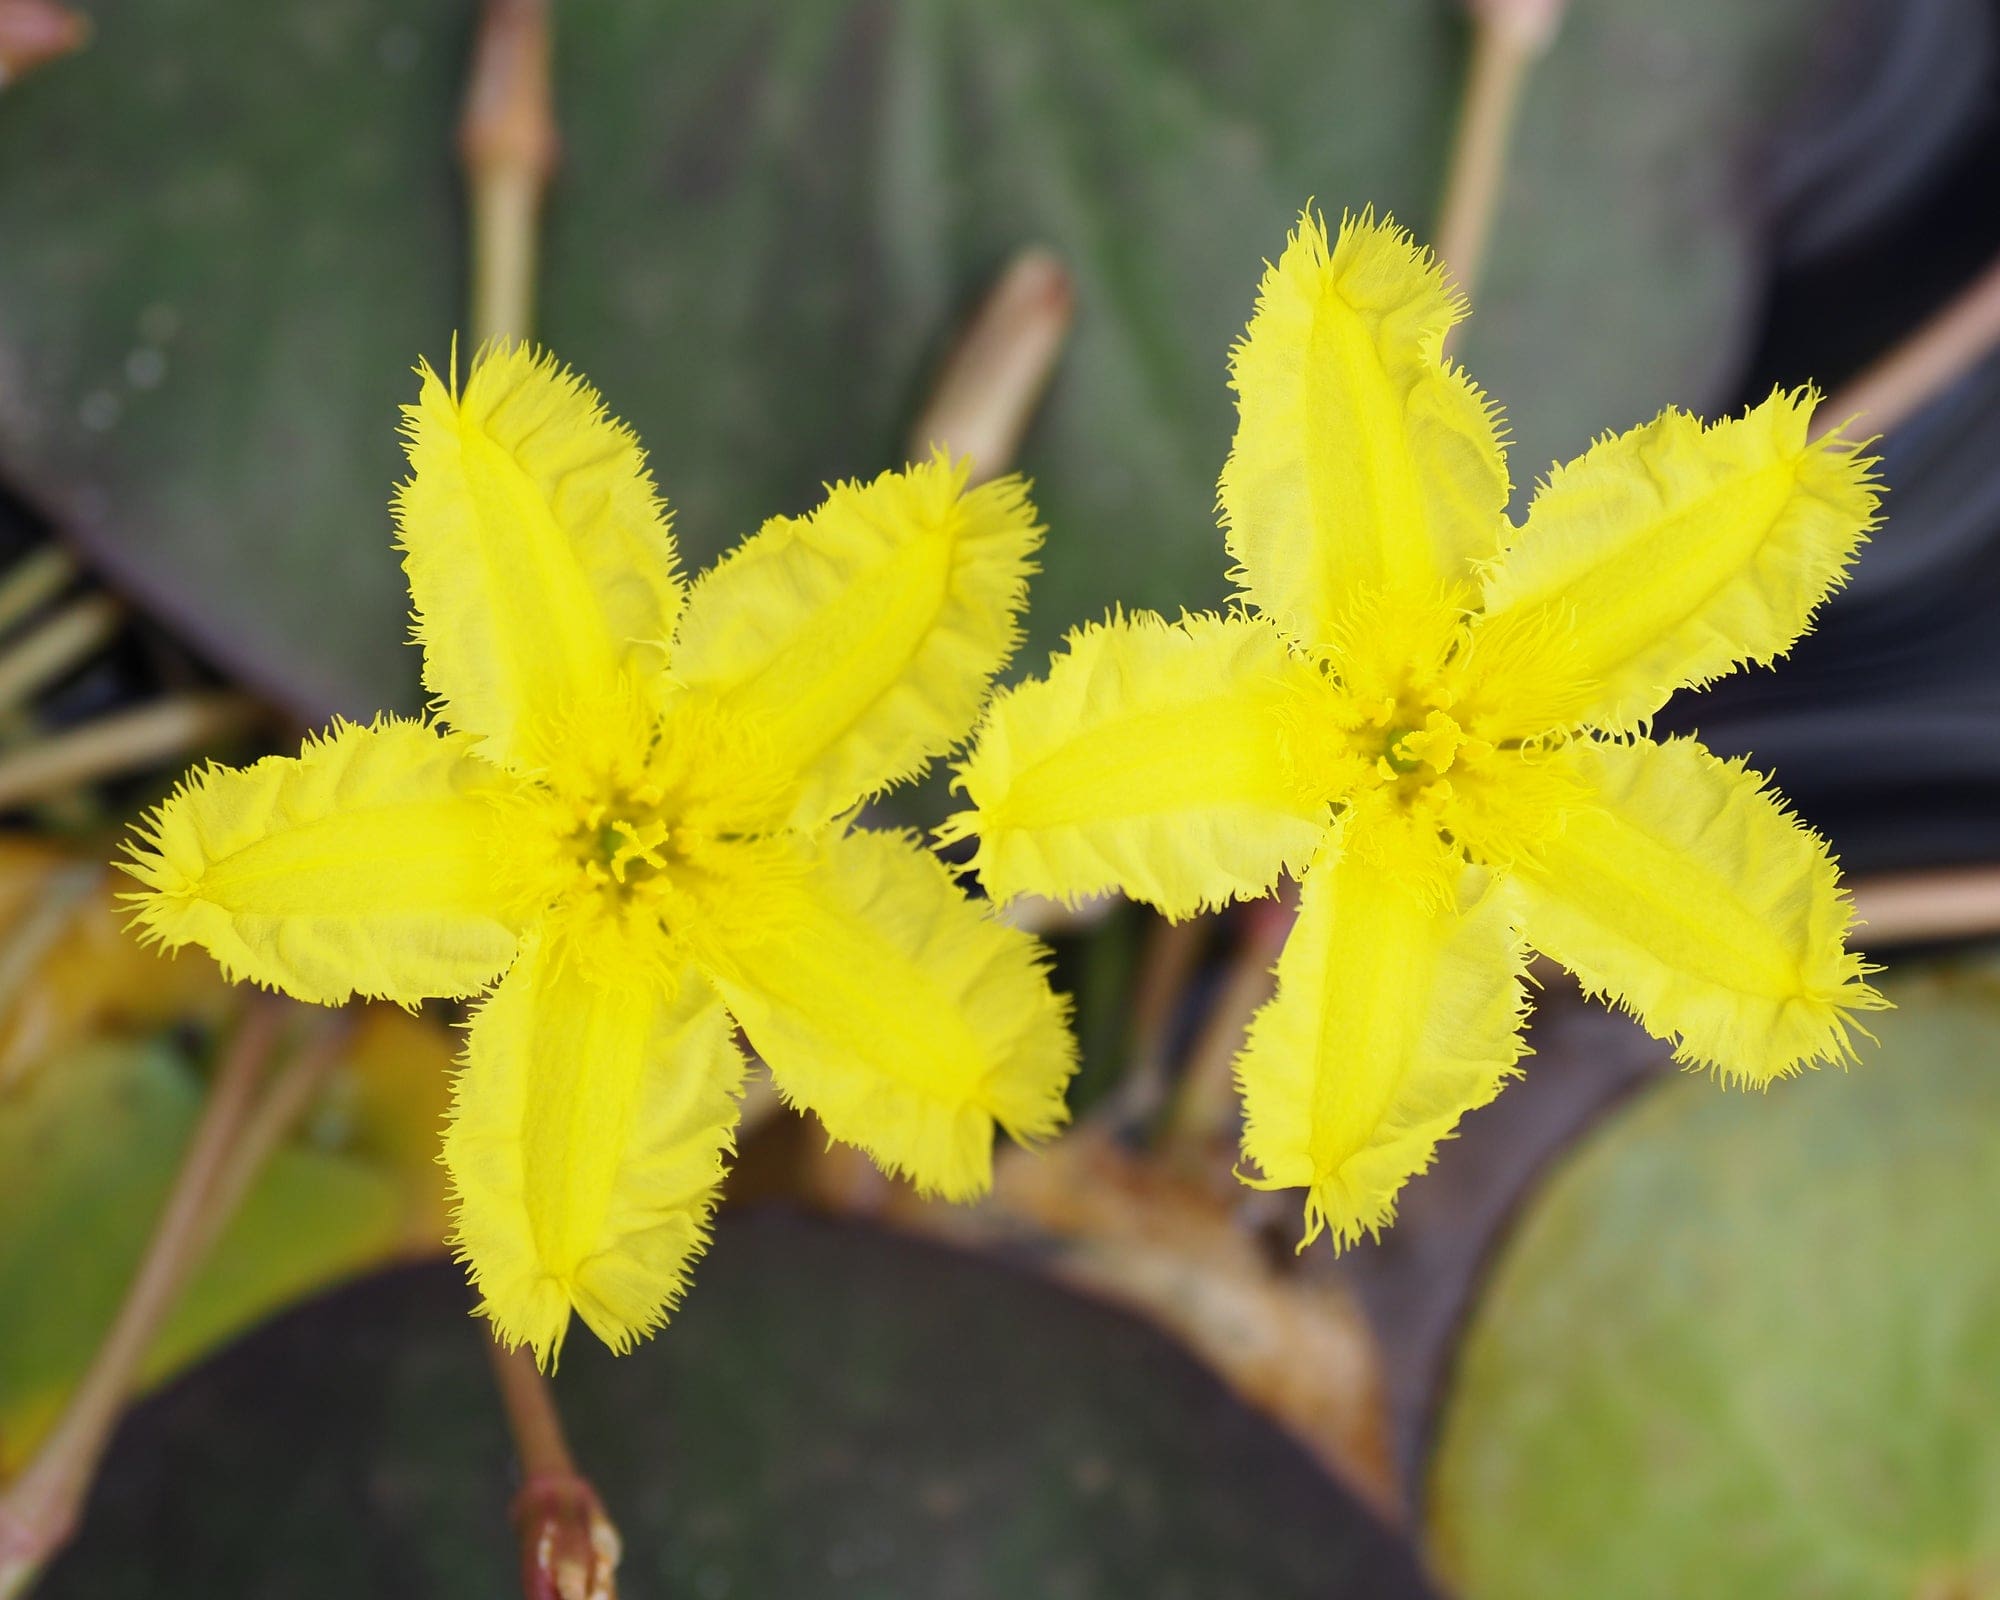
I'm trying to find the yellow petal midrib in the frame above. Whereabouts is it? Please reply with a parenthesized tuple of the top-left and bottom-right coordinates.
(1532, 805, 1805, 1001)
(727, 915, 994, 1114)
(714, 515, 956, 774)
(197, 799, 500, 913)
(987, 689, 1315, 831)
(460, 426, 628, 742)
(1303, 856, 1433, 1175)
(1564, 458, 1799, 692)
(1306, 287, 1427, 596)
(522, 972, 652, 1279)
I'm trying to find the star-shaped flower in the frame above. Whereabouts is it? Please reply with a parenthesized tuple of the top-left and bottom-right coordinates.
(945, 210, 1885, 1247)
(124, 346, 1076, 1364)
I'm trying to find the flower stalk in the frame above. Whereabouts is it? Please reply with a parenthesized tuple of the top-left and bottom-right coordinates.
(460, 0, 556, 352)
(907, 248, 1074, 484)
(487, 1342, 622, 1600)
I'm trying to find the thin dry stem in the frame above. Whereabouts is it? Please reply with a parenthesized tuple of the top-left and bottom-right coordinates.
(0, 862, 99, 1093)
(0, 550, 78, 642)
(1817, 249, 2000, 439)
(0, 692, 257, 812)
(0, 1002, 285, 1599)
(461, 0, 556, 348)
(907, 248, 1074, 482)
(189, 1017, 353, 1265)
(1434, 0, 1567, 304)
(0, 595, 122, 718)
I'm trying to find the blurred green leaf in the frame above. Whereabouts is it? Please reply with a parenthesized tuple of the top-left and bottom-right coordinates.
(44, 1213, 1437, 1598)
(1, 0, 1845, 762)
(1427, 965, 2000, 1600)
(0, 1017, 454, 1476)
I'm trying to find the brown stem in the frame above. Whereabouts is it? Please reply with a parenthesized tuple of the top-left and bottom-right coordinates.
(461, 0, 557, 349)
(486, 1340, 621, 1600)
(907, 248, 1074, 482)
(0, 1002, 285, 1599)
(1433, 0, 1567, 303)
(1817, 249, 2000, 439)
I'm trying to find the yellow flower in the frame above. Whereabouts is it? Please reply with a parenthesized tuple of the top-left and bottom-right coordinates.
(945, 210, 1886, 1249)
(122, 346, 1076, 1365)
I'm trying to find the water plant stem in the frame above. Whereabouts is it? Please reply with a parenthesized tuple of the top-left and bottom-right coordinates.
(1158, 896, 1297, 1165)
(1851, 865, 2000, 949)
(907, 249, 1075, 481)
(0, 1002, 286, 1599)
(1434, 0, 1567, 301)
(1818, 248, 2000, 439)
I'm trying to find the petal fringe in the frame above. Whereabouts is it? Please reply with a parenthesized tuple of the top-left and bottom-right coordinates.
(1219, 207, 1510, 645)
(701, 828, 1075, 1201)
(943, 610, 1334, 919)
(396, 343, 684, 770)
(1481, 386, 1882, 734)
(672, 453, 1041, 825)
(119, 717, 525, 1006)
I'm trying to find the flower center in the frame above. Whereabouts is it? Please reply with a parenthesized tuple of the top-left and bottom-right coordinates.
(581, 809, 672, 886)
(1354, 700, 1490, 790)
(555, 784, 691, 903)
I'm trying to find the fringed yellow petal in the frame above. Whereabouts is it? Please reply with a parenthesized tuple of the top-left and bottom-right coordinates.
(445, 938, 744, 1369)
(701, 828, 1075, 1201)
(395, 344, 684, 770)
(1481, 388, 1882, 733)
(119, 717, 524, 1006)
(1237, 836, 1531, 1249)
(1515, 736, 1886, 1082)
(672, 455, 1041, 824)
(1219, 208, 1509, 644)
(942, 611, 1335, 919)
